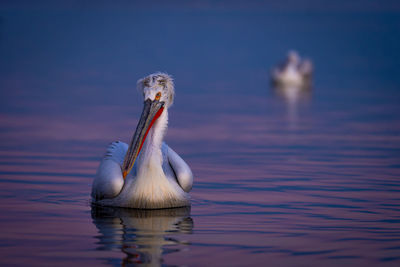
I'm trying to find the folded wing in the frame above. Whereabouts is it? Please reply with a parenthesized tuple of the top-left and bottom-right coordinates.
(162, 143, 193, 192)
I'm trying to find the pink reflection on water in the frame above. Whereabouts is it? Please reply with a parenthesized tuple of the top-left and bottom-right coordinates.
(1, 90, 400, 266)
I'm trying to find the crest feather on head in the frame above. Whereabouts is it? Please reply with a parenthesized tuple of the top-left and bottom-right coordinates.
(137, 72, 175, 107)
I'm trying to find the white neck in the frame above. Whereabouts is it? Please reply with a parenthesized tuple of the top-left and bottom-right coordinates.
(136, 108, 169, 172)
(110, 106, 189, 208)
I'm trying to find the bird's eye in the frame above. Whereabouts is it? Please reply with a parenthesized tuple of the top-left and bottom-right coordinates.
(155, 92, 162, 100)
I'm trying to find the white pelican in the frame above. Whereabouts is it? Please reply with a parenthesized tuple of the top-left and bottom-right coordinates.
(91, 73, 193, 209)
(271, 50, 313, 88)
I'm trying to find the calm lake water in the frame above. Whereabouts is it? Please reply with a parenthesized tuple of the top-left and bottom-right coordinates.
(1, 2, 400, 266)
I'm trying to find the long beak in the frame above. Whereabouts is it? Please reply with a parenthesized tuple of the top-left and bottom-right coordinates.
(121, 99, 165, 179)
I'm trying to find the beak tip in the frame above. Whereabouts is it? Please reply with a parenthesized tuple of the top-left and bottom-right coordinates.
(122, 170, 127, 179)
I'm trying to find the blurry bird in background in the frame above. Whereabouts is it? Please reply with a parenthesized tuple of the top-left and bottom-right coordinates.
(271, 50, 313, 89)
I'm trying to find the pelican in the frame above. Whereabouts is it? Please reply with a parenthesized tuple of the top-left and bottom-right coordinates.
(271, 50, 313, 88)
(91, 73, 193, 209)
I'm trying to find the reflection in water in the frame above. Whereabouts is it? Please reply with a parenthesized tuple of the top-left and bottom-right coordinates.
(91, 206, 193, 266)
(273, 84, 312, 128)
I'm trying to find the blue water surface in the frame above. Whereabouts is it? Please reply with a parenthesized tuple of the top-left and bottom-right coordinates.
(0, 1, 400, 266)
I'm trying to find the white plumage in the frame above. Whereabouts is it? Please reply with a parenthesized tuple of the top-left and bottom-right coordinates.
(271, 50, 313, 88)
(91, 73, 193, 209)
